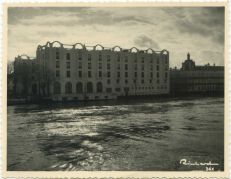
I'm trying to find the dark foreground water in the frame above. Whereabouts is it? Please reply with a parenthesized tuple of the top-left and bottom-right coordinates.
(7, 97, 224, 171)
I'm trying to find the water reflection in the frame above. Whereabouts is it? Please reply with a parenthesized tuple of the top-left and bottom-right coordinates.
(8, 97, 224, 171)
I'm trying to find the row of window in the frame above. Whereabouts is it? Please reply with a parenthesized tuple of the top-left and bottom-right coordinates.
(114, 79, 168, 84)
(54, 81, 106, 94)
(56, 70, 168, 79)
(56, 57, 167, 65)
(56, 61, 168, 72)
(55, 51, 168, 64)
(131, 86, 168, 90)
(53, 81, 168, 95)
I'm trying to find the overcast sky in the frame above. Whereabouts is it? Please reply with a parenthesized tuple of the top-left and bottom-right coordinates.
(8, 6, 224, 67)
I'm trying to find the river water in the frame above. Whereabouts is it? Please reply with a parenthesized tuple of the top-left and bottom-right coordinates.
(7, 97, 224, 171)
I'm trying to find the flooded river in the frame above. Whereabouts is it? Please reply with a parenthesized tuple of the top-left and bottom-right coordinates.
(7, 97, 224, 171)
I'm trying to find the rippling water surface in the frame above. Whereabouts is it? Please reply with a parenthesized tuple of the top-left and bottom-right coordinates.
(7, 97, 224, 171)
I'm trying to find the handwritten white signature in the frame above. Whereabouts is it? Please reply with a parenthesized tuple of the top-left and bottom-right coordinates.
(180, 159, 219, 166)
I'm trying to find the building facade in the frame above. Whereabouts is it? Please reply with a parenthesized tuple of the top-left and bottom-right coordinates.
(170, 53, 224, 95)
(31, 41, 169, 101)
(14, 55, 37, 98)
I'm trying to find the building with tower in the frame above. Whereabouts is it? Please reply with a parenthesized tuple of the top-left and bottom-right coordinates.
(170, 53, 224, 95)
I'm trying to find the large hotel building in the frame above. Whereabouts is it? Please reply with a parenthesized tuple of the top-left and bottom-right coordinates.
(14, 41, 170, 101)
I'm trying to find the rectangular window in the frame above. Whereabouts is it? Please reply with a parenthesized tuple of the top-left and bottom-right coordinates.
(141, 79, 144, 84)
(88, 71, 91, 78)
(115, 88, 120, 92)
(79, 62, 82, 69)
(133, 79, 136, 83)
(107, 55, 110, 62)
(149, 79, 152, 83)
(78, 71, 82, 78)
(106, 88, 112, 93)
(66, 62, 70, 69)
(125, 64, 128, 70)
(107, 79, 110, 84)
(142, 64, 144, 71)
(107, 72, 110, 78)
(56, 49, 59, 60)
(88, 54, 91, 61)
(165, 57, 168, 64)
(88, 62, 91, 69)
(99, 53, 102, 61)
(99, 71, 102, 77)
(157, 72, 159, 78)
(134, 72, 137, 77)
(117, 54, 120, 62)
(66, 53, 70, 60)
(157, 79, 160, 84)
(125, 79, 128, 84)
(165, 72, 168, 78)
(117, 72, 120, 78)
(150, 72, 153, 78)
(116, 79, 120, 84)
(117, 64, 120, 70)
(141, 72, 144, 78)
(67, 71, 70, 77)
(56, 70, 60, 77)
(56, 61, 59, 68)
(142, 57, 144, 63)
(135, 64, 137, 70)
(99, 63, 102, 69)
(107, 63, 110, 70)
(125, 72, 128, 77)
(79, 52, 82, 60)
(157, 65, 159, 71)
(125, 56, 128, 62)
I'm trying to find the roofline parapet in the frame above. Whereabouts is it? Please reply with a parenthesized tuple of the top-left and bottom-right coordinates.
(37, 41, 169, 55)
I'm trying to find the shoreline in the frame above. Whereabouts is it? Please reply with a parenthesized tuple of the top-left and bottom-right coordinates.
(7, 93, 224, 106)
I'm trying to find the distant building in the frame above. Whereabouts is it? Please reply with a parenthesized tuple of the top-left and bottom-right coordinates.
(7, 73, 14, 98)
(14, 55, 36, 98)
(170, 53, 224, 95)
(13, 41, 170, 101)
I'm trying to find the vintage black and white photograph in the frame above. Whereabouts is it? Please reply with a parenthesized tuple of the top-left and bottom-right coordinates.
(6, 4, 226, 174)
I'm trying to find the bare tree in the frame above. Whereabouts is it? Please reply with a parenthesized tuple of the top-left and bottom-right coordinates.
(7, 61, 14, 74)
(35, 63, 55, 97)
